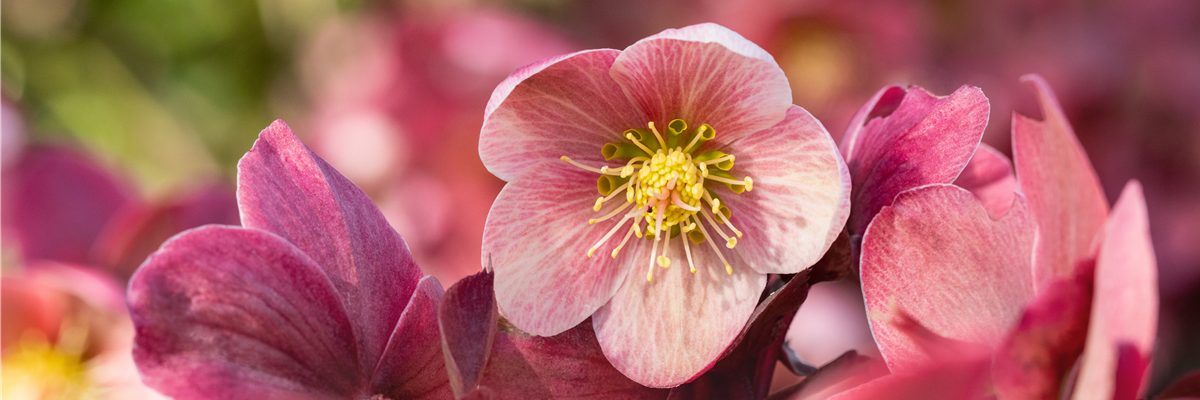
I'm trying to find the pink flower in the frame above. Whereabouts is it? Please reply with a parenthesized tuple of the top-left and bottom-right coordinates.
(128, 121, 450, 399)
(855, 75, 1158, 398)
(479, 23, 851, 387)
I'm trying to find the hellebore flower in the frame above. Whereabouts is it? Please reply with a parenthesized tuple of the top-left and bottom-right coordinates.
(479, 23, 851, 387)
(856, 75, 1158, 399)
(128, 121, 450, 399)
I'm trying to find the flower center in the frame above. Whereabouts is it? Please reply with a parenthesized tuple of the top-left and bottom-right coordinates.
(561, 119, 753, 282)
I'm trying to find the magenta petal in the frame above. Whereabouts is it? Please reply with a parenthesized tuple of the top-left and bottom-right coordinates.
(826, 355, 993, 400)
(953, 143, 1018, 218)
(992, 260, 1094, 399)
(128, 226, 359, 400)
(593, 243, 766, 388)
(439, 271, 499, 398)
(481, 318, 669, 399)
(610, 23, 791, 143)
(715, 105, 851, 274)
(765, 351, 888, 400)
(480, 49, 647, 181)
(841, 85, 989, 239)
(1, 146, 137, 265)
(371, 276, 451, 400)
(1012, 74, 1109, 288)
(1157, 370, 1200, 399)
(1073, 181, 1158, 400)
(237, 120, 422, 371)
(839, 83, 907, 159)
(484, 161, 632, 337)
(860, 184, 1035, 372)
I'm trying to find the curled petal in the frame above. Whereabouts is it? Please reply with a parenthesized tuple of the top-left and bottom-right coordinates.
(484, 162, 632, 337)
(1073, 181, 1158, 400)
(953, 143, 1018, 219)
(439, 271, 499, 398)
(370, 276, 452, 400)
(1012, 74, 1109, 288)
(128, 226, 359, 400)
(611, 23, 791, 143)
(860, 185, 1035, 372)
(841, 85, 989, 238)
(715, 105, 851, 274)
(592, 242, 766, 388)
(237, 120, 422, 372)
(480, 49, 647, 181)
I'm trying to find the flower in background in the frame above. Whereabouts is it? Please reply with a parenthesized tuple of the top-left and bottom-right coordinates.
(854, 75, 1158, 399)
(128, 121, 449, 399)
(298, 6, 577, 288)
(479, 23, 850, 387)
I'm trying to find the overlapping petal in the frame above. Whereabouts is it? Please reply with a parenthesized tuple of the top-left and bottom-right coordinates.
(860, 184, 1035, 372)
(1073, 181, 1158, 400)
(1012, 74, 1109, 288)
(370, 276, 451, 400)
(237, 120, 422, 372)
(841, 85, 989, 238)
(953, 143, 1018, 218)
(480, 50, 647, 180)
(483, 162, 633, 337)
(610, 23, 791, 143)
(715, 105, 850, 274)
(128, 226, 359, 400)
(593, 243, 765, 388)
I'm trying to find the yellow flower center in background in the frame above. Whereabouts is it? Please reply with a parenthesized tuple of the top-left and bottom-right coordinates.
(562, 119, 753, 282)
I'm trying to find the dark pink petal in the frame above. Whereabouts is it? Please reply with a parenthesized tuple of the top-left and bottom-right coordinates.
(237, 120, 422, 373)
(480, 49, 647, 181)
(1, 146, 137, 265)
(841, 85, 989, 240)
(826, 355, 993, 400)
(992, 259, 1094, 399)
(1073, 181, 1158, 400)
(593, 241, 766, 388)
(715, 105, 851, 274)
(610, 23, 791, 143)
(128, 226, 359, 400)
(371, 276, 452, 400)
(483, 161, 632, 337)
(1012, 74, 1109, 288)
(839, 83, 907, 160)
(1156, 370, 1200, 399)
(764, 351, 888, 400)
(439, 271, 498, 398)
(860, 184, 1035, 372)
(481, 318, 668, 399)
(92, 184, 240, 281)
(953, 143, 1018, 218)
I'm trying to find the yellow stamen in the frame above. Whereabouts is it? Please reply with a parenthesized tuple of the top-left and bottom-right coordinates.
(562, 156, 623, 175)
(589, 201, 633, 225)
(692, 214, 733, 274)
(626, 133, 656, 155)
(648, 121, 667, 149)
(684, 125, 708, 153)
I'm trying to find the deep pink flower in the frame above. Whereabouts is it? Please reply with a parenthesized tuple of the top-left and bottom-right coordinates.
(128, 121, 450, 399)
(856, 75, 1158, 398)
(479, 23, 851, 387)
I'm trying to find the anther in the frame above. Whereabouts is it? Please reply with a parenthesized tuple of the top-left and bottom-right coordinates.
(648, 122, 667, 149)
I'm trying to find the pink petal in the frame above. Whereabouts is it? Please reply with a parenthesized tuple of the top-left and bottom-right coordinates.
(839, 83, 907, 160)
(841, 85, 989, 240)
(1, 146, 137, 265)
(1012, 74, 1109, 288)
(92, 184, 240, 281)
(1072, 181, 1158, 400)
(592, 241, 767, 388)
(860, 184, 1035, 372)
(480, 49, 647, 181)
(766, 351, 888, 400)
(128, 226, 359, 400)
(992, 259, 1094, 399)
(610, 23, 791, 143)
(237, 120, 423, 373)
(482, 318, 669, 399)
(714, 105, 851, 274)
(370, 276, 452, 400)
(953, 143, 1018, 219)
(439, 271, 499, 398)
(484, 161, 632, 336)
(826, 355, 993, 400)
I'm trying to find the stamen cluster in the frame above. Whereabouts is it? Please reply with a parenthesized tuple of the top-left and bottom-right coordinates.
(562, 119, 753, 281)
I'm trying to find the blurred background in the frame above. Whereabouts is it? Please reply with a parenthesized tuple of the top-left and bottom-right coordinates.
(1, 0, 1197, 397)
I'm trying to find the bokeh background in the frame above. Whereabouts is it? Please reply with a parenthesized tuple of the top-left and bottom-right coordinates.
(2, 0, 1197, 397)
